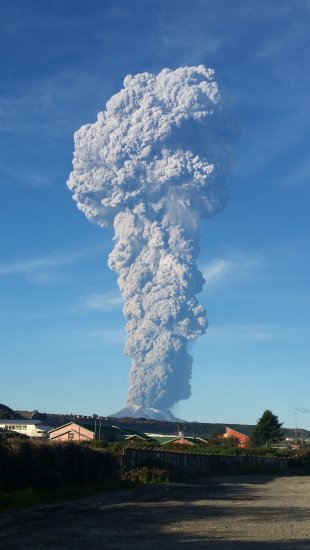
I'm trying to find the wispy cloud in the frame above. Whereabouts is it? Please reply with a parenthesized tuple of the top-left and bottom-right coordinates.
(204, 323, 310, 346)
(236, 100, 310, 185)
(281, 155, 310, 187)
(0, 68, 97, 137)
(205, 323, 275, 345)
(0, 246, 101, 285)
(82, 292, 124, 311)
(0, 159, 53, 189)
(88, 328, 125, 344)
(294, 408, 310, 414)
(158, 17, 225, 65)
(255, 8, 308, 63)
(202, 252, 263, 289)
(48, 326, 125, 346)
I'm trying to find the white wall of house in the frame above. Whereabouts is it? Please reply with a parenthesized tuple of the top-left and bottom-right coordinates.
(0, 420, 50, 438)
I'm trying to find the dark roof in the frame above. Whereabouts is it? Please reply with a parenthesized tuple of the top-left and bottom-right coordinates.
(152, 436, 180, 444)
(111, 425, 151, 440)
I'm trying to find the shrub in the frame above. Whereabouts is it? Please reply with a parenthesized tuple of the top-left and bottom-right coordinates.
(123, 466, 169, 484)
(0, 439, 121, 492)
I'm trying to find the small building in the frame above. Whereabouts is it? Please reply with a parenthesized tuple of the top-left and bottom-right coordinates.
(124, 434, 149, 443)
(169, 436, 195, 446)
(223, 427, 249, 448)
(196, 437, 209, 444)
(0, 419, 51, 438)
(49, 422, 95, 442)
(148, 433, 196, 446)
(111, 425, 151, 442)
(48, 422, 151, 443)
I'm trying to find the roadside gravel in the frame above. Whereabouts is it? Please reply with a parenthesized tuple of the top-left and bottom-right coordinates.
(0, 475, 309, 549)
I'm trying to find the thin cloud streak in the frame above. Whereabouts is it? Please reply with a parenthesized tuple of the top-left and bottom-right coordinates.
(48, 327, 125, 346)
(88, 328, 125, 344)
(282, 155, 310, 187)
(295, 408, 310, 414)
(0, 245, 103, 284)
(82, 293, 124, 311)
(237, 113, 309, 181)
(203, 252, 263, 288)
(204, 323, 310, 346)
(0, 66, 114, 145)
(0, 160, 53, 189)
(205, 324, 275, 345)
(0, 250, 88, 275)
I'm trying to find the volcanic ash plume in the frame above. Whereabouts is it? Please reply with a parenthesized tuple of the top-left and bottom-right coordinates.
(67, 65, 234, 420)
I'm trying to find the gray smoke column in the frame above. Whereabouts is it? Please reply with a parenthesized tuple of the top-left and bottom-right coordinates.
(67, 65, 234, 421)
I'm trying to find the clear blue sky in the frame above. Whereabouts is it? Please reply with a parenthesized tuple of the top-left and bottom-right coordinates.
(1, 0, 309, 429)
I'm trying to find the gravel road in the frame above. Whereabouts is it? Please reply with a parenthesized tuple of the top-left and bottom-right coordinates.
(0, 475, 309, 549)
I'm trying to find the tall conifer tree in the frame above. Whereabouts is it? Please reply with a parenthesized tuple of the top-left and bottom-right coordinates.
(251, 410, 283, 446)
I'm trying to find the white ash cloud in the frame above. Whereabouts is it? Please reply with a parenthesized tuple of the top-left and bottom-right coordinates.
(68, 65, 234, 414)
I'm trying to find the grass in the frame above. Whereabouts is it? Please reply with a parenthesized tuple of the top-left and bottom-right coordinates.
(0, 479, 134, 511)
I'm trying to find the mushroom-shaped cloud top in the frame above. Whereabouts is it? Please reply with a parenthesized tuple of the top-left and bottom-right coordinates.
(68, 65, 230, 228)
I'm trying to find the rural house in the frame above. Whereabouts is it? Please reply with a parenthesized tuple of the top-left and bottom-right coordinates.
(49, 422, 95, 442)
(0, 419, 52, 438)
(223, 427, 249, 448)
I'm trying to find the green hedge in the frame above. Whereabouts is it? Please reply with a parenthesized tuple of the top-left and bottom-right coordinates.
(124, 441, 301, 457)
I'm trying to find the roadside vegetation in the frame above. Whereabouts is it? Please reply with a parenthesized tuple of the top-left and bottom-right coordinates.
(0, 438, 122, 510)
(1, 437, 310, 510)
(1, 407, 310, 510)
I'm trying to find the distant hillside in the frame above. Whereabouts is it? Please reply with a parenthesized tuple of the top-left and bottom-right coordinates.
(16, 410, 48, 420)
(109, 417, 310, 440)
(27, 412, 310, 440)
(0, 403, 22, 419)
(12, 409, 310, 440)
(109, 417, 256, 437)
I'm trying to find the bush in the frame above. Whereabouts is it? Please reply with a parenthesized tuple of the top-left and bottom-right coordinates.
(0, 439, 121, 492)
(289, 449, 310, 473)
(123, 466, 169, 484)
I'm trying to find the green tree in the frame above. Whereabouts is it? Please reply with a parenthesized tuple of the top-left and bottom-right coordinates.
(208, 428, 223, 446)
(251, 410, 284, 447)
(223, 435, 240, 448)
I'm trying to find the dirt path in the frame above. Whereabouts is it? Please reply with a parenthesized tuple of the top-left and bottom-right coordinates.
(0, 476, 309, 549)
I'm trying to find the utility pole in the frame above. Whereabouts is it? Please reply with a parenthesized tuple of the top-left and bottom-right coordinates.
(294, 412, 298, 445)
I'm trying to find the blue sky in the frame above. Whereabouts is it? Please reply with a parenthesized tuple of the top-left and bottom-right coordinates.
(1, 0, 309, 430)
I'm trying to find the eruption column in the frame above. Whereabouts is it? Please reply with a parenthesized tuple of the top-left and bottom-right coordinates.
(68, 66, 234, 420)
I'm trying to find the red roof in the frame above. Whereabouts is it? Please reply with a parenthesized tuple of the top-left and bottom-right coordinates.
(225, 427, 249, 448)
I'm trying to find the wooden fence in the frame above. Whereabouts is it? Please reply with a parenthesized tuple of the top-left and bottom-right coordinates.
(123, 448, 291, 472)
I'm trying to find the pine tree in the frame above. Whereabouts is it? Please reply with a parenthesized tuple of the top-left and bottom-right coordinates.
(251, 410, 284, 447)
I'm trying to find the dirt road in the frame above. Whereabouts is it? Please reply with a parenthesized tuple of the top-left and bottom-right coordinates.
(0, 476, 309, 549)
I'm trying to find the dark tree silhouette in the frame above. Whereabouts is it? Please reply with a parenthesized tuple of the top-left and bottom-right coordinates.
(251, 410, 284, 446)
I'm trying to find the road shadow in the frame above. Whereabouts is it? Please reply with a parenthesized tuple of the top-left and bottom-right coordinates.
(0, 476, 309, 549)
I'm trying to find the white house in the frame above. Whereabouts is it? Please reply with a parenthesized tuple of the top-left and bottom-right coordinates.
(0, 419, 52, 438)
